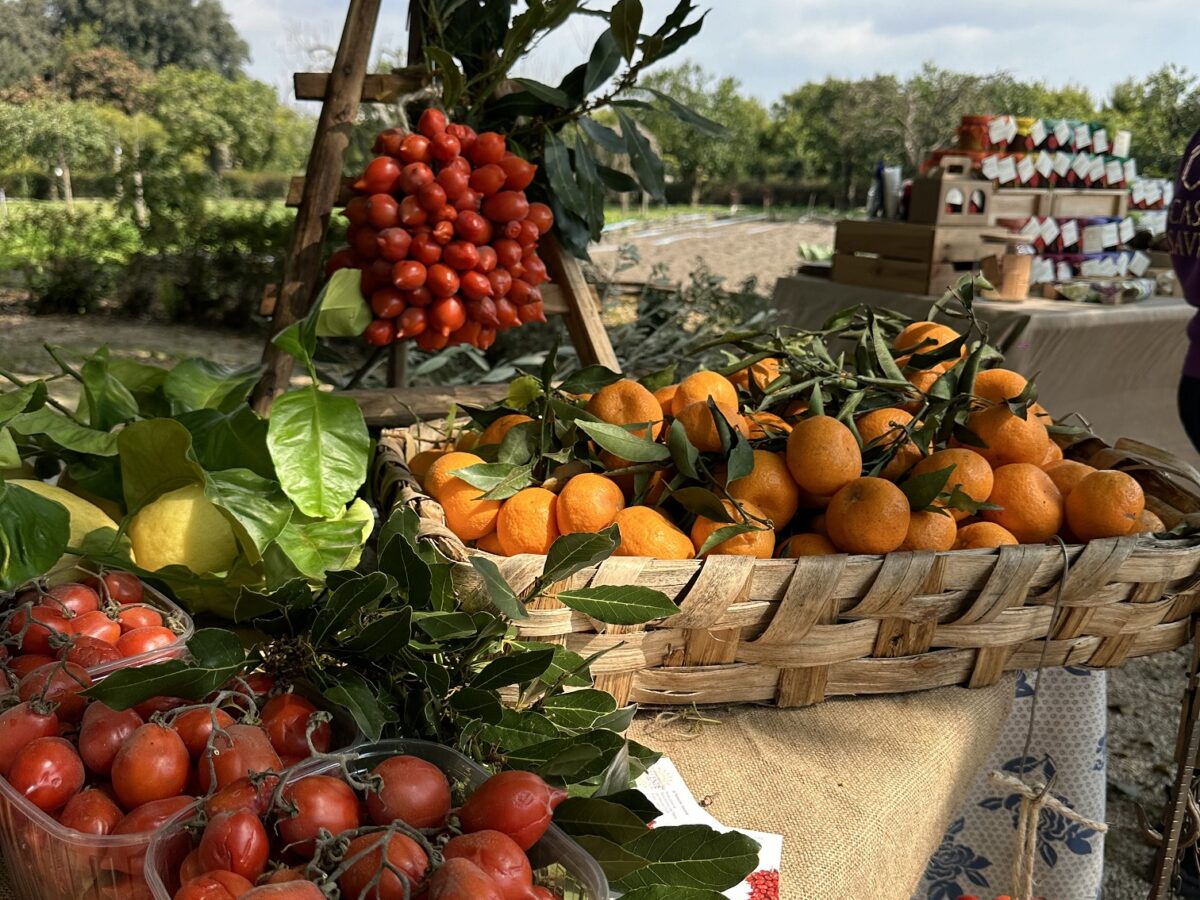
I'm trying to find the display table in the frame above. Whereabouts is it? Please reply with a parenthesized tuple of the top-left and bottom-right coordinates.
(773, 275, 1198, 466)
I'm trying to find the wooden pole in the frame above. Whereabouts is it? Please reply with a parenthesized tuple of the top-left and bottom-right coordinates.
(252, 0, 384, 413)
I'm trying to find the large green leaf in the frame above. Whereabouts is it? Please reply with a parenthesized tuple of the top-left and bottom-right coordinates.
(179, 407, 275, 480)
(579, 116, 625, 153)
(8, 407, 117, 456)
(555, 585, 679, 625)
(118, 419, 206, 513)
(540, 689, 618, 729)
(468, 555, 528, 621)
(472, 648, 555, 692)
(645, 88, 725, 136)
(163, 359, 261, 416)
(616, 825, 761, 890)
(452, 462, 533, 500)
(311, 571, 396, 645)
(79, 347, 140, 430)
(0, 481, 71, 590)
(0, 429, 18, 469)
(203, 468, 293, 558)
(480, 708, 560, 750)
(554, 796, 652, 844)
(616, 109, 665, 200)
(315, 268, 372, 338)
(609, 0, 643, 60)
(323, 671, 398, 741)
(0, 383, 47, 427)
(577, 420, 669, 463)
(584, 29, 623, 92)
(267, 387, 370, 519)
(541, 526, 619, 584)
(270, 499, 373, 582)
(543, 129, 589, 224)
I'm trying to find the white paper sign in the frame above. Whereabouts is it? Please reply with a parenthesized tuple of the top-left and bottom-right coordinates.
(1147, 183, 1164, 206)
(1082, 225, 1106, 253)
(1118, 217, 1136, 244)
(1030, 119, 1047, 147)
(1032, 257, 1054, 284)
(981, 155, 1000, 180)
(1129, 250, 1152, 276)
(1060, 219, 1080, 248)
(1101, 222, 1120, 247)
(1113, 130, 1132, 158)
(1017, 156, 1036, 184)
(997, 156, 1018, 184)
(1020, 216, 1043, 239)
(1072, 153, 1093, 178)
(1074, 123, 1092, 149)
(1106, 160, 1124, 184)
(1054, 120, 1073, 146)
(1131, 181, 1147, 204)
(1040, 217, 1061, 245)
(1081, 258, 1103, 276)
(1143, 211, 1168, 236)
(1035, 152, 1054, 178)
(1092, 128, 1109, 154)
(1057, 260, 1074, 280)
(1053, 152, 1072, 176)
(1124, 159, 1138, 182)
(988, 117, 1009, 144)
(1088, 157, 1106, 183)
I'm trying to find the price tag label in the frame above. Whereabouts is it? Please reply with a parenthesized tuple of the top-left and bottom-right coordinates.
(1106, 160, 1124, 184)
(1060, 219, 1080, 247)
(1131, 181, 1147, 203)
(1030, 119, 1047, 147)
(1057, 260, 1074, 280)
(1032, 257, 1054, 284)
(1071, 153, 1092, 178)
(1147, 183, 1164, 206)
(1088, 157, 1106, 183)
(1118, 217, 1136, 244)
(1124, 159, 1138, 182)
(1101, 222, 1120, 247)
(1040, 217, 1061, 245)
(988, 117, 1009, 144)
(1017, 156, 1036, 183)
(1082, 225, 1106, 253)
(997, 156, 1017, 184)
(1054, 120, 1073, 146)
(981, 155, 1000, 180)
(1035, 152, 1054, 177)
(1129, 251, 1151, 276)
(1092, 128, 1108, 154)
(1116, 253, 1130, 277)
(1081, 258, 1103, 276)
(1074, 123, 1092, 149)
(1113, 130, 1132, 158)
(1053, 152, 1071, 176)
(1020, 216, 1043, 239)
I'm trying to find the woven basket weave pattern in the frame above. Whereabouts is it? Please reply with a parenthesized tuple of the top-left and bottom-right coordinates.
(375, 425, 1200, 708)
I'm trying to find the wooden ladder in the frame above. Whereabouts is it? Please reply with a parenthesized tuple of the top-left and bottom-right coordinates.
(252, 0, 618, 419)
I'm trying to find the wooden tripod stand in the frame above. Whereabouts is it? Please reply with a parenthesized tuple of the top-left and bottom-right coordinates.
(252, 0, 618, 420)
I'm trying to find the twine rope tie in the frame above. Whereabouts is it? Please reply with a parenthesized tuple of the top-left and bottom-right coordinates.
(992, 538, 1108, 900)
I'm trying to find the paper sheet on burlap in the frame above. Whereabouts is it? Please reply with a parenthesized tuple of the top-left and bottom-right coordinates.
(628, 678, 1015, 900)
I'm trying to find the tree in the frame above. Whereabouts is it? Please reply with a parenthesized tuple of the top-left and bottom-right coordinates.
(0, 0, 54, 88)
(46, 0, 248, 77)
(1106, 65, 1200, 176)
(637, 63, 769, 205)
(0, 99, 116, 204)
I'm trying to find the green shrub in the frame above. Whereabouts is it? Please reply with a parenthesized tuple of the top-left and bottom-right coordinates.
(220, 170, 295, 201)
(0, 205, 142, 314)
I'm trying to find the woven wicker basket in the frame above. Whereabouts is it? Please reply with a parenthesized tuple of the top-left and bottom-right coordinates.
(374, 424, 1200, 708)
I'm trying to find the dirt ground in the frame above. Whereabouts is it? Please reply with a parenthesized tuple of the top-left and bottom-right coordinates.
(0, 213, 1188, 894)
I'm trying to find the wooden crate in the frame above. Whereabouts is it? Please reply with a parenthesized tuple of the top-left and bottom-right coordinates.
(1048, 189, 1128, 218)
(831, 221, 990, 295)
(990, 189, 1050, 218)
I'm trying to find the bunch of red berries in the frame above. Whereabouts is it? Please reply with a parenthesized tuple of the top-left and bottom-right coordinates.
(326, 108, 554, 351)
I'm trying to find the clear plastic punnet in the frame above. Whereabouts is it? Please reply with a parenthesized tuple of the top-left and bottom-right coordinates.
(145, 738, 610, 899)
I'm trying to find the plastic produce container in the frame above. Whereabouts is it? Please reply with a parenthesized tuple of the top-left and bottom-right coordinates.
(145, 738, 610, 900)
(0, 569, 195, 684)
(0, 680, 356, 900)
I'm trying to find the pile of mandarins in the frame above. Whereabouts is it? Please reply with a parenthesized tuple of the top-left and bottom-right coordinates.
(410, 319, 1163, 560)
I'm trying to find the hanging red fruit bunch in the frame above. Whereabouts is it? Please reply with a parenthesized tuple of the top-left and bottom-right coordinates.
(325, 108, 554, 352)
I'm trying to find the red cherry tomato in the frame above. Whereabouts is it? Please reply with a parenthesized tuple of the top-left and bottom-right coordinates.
(324, 247, 356, 277)
(398, 194, 428, 228)
(454, 188, 483, 213)
(350, 225, 380, 261)
(432, 220, 456, 245)
(172, 706, 237, 760)
(134, 694, 189, 720)
(373, 127, 404, 155)
(198, 724, 283, 793)
(371, 287, 407, 320)
(0, 701, 59, 776)
(415, 329, 449, 351)
(526, 203, 554, 235)
(410, 232, 443, 266)
(523, 256, 548, 287)
(8, 737, 84, 812)
(261, 693, 331, 759)
(497, 154, 537, 192)
(518, 300, 546, 324)
(418, 108, 448, 139)
(198, 809, 270, 883)
(469, 132, 507, 166)
(175, 870, 255, 900)
(508, 278, 533, 306)
(355, 157, 401, 194)
(78, 700, 143, 776)
(431, 204, 458, 225)
(517, 219, 541, 248)
(426, 263, 461, 299)
(438, 167, 469, 200)
(417, 181, 448, 213)
(59, 788, 123, 835)
(455, 212, 493, 245)
(60, 635, 123, 668)
(399, 161, 435, 195)
(205, 776, 272, 819)
(459, 770, 568, 850)
(469, 164, 507, 197)
(467, 297, 500, 328)
(397, 307, 428, 339)
(482, 192, 530, 225)
(277, 775, 361, 859)
(84, 571, 145, 605)
(447, 123, 476, 154)
(494, 298, 520, 329)
(67, 609, 121, 644)
(366, 755, 452, 829)
(429, 296, 467, 336)
(241, 881, 326, 898)
(111, 722, 190, 809)
(488, 268, 513, 298)
(7, 653, 53, 679)
(493, 239, 522, 269)
(460, 271, 494, 302)
(19, 661, 92, 722)
(179, 849, 206, 885)
(117, 625, 177, 657)
(392, 261, 428, 292)
(377, 227, 413, 262)
(399, 134, 433, 165)
(107, 795, 194, 875)
(7, 605, 71, 656)
(366, 194, 400, 229)
(40, 583, 101, 616)
(431, 132, 462, 163)
(449, 318, 482, 347)
(444, 830, 534, 900)
(115, 604, 163, 632)
(337, 832, 429, 900)
(443, 241, 480, 272)
(473, 245, 497, 273)
(343, 195, 370, 226)
(428, 858, 504, 900)
(404, 287, 433, 308)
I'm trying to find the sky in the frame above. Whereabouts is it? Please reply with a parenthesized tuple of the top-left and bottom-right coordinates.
(224, 0, 1196, 107)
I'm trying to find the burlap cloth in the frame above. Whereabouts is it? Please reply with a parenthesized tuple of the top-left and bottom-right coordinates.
(628, 678, 1015, 899)
(0, 680, 1012, 899)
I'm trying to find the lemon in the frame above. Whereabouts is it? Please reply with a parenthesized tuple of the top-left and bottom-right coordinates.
(128, 483, 239, 575)
(9, 479, 125, 577)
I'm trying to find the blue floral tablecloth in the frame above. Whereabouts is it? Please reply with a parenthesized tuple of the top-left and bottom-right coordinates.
(916, 667, 1107, 900)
